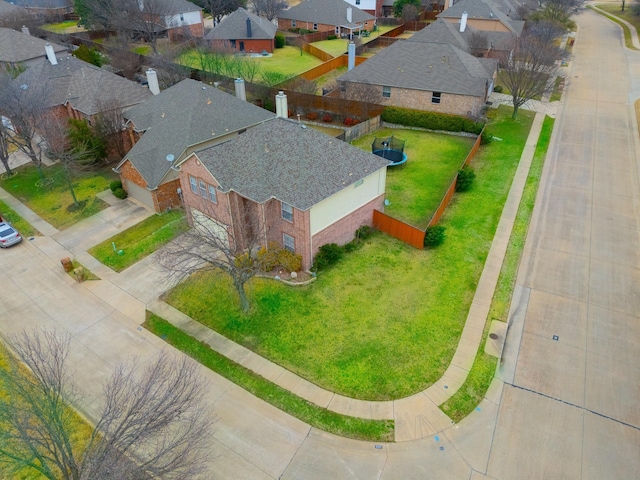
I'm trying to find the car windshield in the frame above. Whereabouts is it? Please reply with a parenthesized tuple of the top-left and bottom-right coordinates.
(0, 227, 15, 236)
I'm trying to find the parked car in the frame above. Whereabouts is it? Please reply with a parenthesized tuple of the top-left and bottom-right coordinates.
(0, 221, 22, 248)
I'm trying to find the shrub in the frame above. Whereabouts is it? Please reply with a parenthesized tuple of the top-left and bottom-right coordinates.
(327, 34, 337, 40)
(381, 106, 484, 134)
(480, 130, 493, 145)
(113, 188, 128, 199)
(493, 85, 504, 93)
(110, 180, 123, 192)
(355, 224, 373, 241)
(313, 243, 343, 271)
(277, 249, 303, 272)
(66, 118, 107, 164)
(72, 44, 103, 67)
(456, 165, 476, 192)
(343, 117, 357, 126)
(322, 113, 333, 122)
(256, 242, 280, 271)
(424, 225, 446, 248)
(306, 112, 318, 121)
(275, 32, 285, 48)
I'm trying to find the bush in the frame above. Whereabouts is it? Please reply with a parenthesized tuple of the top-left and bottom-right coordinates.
(306, 112, 318, 121)
(72, 44, 103, 67)
(67, 118, 107, 164)
(343, 117, 357, 126)
(110, 180, 123, 192)
(113, 188, 128, 199)
(256, 242, 280, 271)
(493, 85, 504, 93)
(313, 243, 343, 271)
(327, 34, 337, 40)
(277, 249, 303, 272)
(381, 106, 484, 134)
(322, 113, 333, 122)
(355, 224, 373, 241)
(275, 32, 285, 49)
(480, 130, 492, 145)
(455, 165, 476, 192)
(424, 225, 446, 248)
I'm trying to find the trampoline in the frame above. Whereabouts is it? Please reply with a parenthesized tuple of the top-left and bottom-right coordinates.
(372, 135, 407, 167)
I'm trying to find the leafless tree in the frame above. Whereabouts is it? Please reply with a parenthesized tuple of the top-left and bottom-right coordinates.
(161, 200, 267, 312)
(0, 329, 214, 480)
(94, 98, 128, 158)
(238, 57, 262, 84)
(525, 18, 566, 44)
(498, 30, 562, 119)
(285, 77, 318, 94)
(340, 80, 382, 119)
(252, 0, 287, 21)
(193, 0, 246, 24)
(0, 120, 13, 176)
(109, 47, 143, 79)
(467, 30, 488, 53)
(128, 0, 176, 55)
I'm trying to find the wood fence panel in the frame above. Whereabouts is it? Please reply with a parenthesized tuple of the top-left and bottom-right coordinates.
(373, 210, 425, 249)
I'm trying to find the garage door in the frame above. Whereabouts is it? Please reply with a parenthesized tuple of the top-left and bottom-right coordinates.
(191, 209, 229, 248)
(126, 180, 155, 211)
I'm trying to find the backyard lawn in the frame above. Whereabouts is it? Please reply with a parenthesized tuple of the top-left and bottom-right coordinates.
(0, 164, 115, 230)
(164, 106, 535, 401)
(40, 20, 86, 34)
(352, 129, 475, 228)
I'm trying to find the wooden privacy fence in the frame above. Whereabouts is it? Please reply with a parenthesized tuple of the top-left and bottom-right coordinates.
(303, 43, 334, 62)
(298, 54, 367, 80)
(373, 210, 425, 249)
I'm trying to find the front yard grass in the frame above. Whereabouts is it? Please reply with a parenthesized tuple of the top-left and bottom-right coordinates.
(0, 200, 38, 237)
(0, 164, 115, 230)
(88, 210, 188, 272)
(351, 129, 475, 228)
(144, 313, 394, 442)
(441, 114, 554, 421)
(163, 106, 534, 401)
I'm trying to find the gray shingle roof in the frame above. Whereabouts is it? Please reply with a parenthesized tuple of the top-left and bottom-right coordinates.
(16, 55, 152, 114)
(437, 0, 524, 35)
(338, 40, 496, 97)
(408, 18, 469, 51)
(0, 27, 66, 63)
(0, 0, 23, 16)
(143, 0, 201, 14)
(278, 0, 375, 29)
(205, 8, 277, 41)
(195, 117, 389, 211)
(121, 79, 275, 189)
(10, 0, 71, 8)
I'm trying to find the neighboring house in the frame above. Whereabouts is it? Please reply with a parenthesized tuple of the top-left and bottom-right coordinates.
(343, 0, 383, 17)
(205, 7, 277, 53)
(7, 0, 73, 17)
(278, 0, 376, 37)
(139, 0, 204, 41)
(0, 27, 67, 69)
(115, 79, 275, 212)
(437, 0, 524, 36)
(337, 35, 497, 116)
(177, 116, 389, 270)
(0, 0, 24, 21)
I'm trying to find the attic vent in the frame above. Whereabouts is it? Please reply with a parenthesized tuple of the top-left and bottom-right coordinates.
(239, 128, 247, 134)
(202, 86, 206, 90)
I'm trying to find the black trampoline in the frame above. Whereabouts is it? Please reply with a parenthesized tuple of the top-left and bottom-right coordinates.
(372, 135, 407, 167)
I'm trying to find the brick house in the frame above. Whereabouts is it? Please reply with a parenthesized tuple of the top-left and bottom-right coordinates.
(136, 0, 204, 41)
(337, 32, 497, 117)
(177, 117, 389, 270)
(8, 0, 73, 18)
(114, 79, 275, 212)
(343, 0, 384, 17)
(438, 0, 524, 36)
(278, 0, 375, 37)
(205, 7, 277, 53)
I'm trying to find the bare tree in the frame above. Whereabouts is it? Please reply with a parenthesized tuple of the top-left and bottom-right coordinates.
(252, 0, 287, 21)
(161, 200, 267, 312)
(94, 98, 128, 158)
(0, 120, 13, 176)
(340, 80, 382, 119)
(467, 30, 488, 54)
(193, 0, 246, 24)
(285, 77, 318, 94)
(0, 329, 214, 480)
(401, 3, 420, 22)
(128, 0, 176, 55)
(498, 30, 562, 119)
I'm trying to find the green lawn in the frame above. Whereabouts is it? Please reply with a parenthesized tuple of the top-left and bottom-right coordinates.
(0, 165, 115, 230)
(550, 75, 564, 102)
(592, 4, 640, 50)
(163, 106, 534, 402)
(131, 45, 152, 55)
(312, 38, 351, 57)
(0, 200, 38, 237)
(441, 114, 554, 421)
(40, 20, 85, 33)
(88, 210, 188, 272)
(352, 129, 475, 228)
(179, 46, 323, 85)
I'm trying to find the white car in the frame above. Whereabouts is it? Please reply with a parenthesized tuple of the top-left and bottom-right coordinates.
(0, 221, 22, 248)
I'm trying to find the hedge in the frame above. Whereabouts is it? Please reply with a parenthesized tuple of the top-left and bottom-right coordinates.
(381, 106, 484, 135)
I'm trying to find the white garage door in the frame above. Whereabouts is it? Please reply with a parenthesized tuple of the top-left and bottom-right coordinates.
(191, 209, 229, 248)
(126, 180, 155, 211)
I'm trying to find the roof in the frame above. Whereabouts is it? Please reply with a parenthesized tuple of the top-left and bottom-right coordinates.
(408, 18, 469, 51)
(438, 0, 524, 35)
(16, 55, 152, 115)
(278, 0, 375, 29)
(9, 0, 71, 8)
(0, 28, 67, 63)
(0, 0, 23, 16)
(193, 117, 389, 211)
(121, 79, 275, 189)
(338, 40, 496, 97)
(142, 0, 201, 14)
(205, 8, 277, 41)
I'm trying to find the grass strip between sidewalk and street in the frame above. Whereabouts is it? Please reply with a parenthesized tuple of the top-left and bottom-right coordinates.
(440, 115, 555, 422)
(0, 200, 38, 237)
(143, 313, 395, 442)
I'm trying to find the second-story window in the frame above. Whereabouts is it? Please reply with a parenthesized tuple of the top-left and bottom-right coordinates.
(281, 202, 293, 222)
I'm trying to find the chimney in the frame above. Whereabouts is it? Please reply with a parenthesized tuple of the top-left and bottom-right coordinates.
(246, 17, 252, 38)
(21, 25, 30, 35)
(348, 42, 356, 71)
(346, 6, 352, 23)
(234, 78, 246, 101)
(146, 69, 160, 95)
(460, 11, 468, 32)
(44, 43, 57, 65)
(275, 91, 288, 118)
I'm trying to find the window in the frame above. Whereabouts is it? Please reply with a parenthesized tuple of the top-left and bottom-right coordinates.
(291, 19, 296, 27)
(189, 175, 198, 194)
(208, 184, 217, 203)
(281, 202, 293, 222)
(335, 26, 340, 34)
(356, 0, 360, 4)
(382, 86, 391, 98)
(283, 233, 295, 252)
(199, 180, 207, 198)
(432, 92, 442, 104)
(313, 23, 318, 31)
(179, 13, 184, 22)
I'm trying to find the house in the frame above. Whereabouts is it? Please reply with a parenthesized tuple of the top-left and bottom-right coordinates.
(278, 0, 376, 37)
(343, 0, 383, 17)
(115, 78, 275, 212)
(6, 0, 73, 17)
(139, 0, 204, 41)
(0, 0, 24, 22)
(177, 116, 389, 270)
(205, 7, 277, 53)
(0, 27, 67, 69)
(337, 34, 497, 116)
(437, 0, 524, 36)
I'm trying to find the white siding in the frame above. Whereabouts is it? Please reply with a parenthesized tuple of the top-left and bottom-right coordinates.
(309, 167, 386, 236)
(167, 10, 201, 28)
(343, 0, 377, 11)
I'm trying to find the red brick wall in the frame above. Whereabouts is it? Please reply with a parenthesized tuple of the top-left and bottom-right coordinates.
(278, 18, 373, 33)
(154, 178, 181, 212)
(311, 194, 384, 263)
(119, 159, 147, 190)
(169, 21, 204, 40)
(263, 199, 312, 269)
